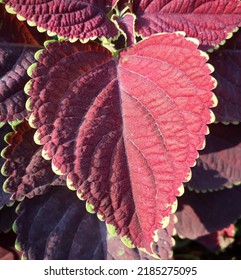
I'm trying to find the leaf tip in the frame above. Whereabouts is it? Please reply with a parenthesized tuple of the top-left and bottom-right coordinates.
(177, 184, 185, 196)
(24, 80, 33, 96)
(41, 148, 51, 160)
(97, 213, 105, 222)
(51, 160, 65, 176)
(34, 49, 44, 61)
(16, 14, 26, 21)
(211, 90, 218, 108)
(106, 223, 118, 237)
(47, 30, 57, 37)
(69, 38, 79, 43)
(27, 63, 37, 78)
(28, 114, 37, 129)
(12, 220, 18, 234)
(207, 63, 215, 74)
(160, 215, 170, 229)
(25, 98, 32, 112)
(5, 4, 16, 14)
(26, 20, 36, 27)
(86, 202, 95, 214)
(37, 26, 46, 33)
(66, 175, 76, 191)
(171, 199, 178, 214)
(209, 110, 216, 124)
(44, 39, 58, 48)
(1, 145, 8, 160)
(121, 236, 135, 249)
(33, 130, 42, 145)
(185, 37, 199, 46)
(2, 177, 11, 194)
(76, 189, 85, 200)
(14, 239, 22, 252)
(0, 160, 8, 177)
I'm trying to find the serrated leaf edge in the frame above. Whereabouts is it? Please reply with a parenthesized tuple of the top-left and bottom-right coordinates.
(4, 3, 121, 44)
(111, 12, 137, 47)
(207, 26, 240, 53)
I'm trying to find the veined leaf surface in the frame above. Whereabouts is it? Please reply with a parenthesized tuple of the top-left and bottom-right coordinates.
(15, 187, 175, 259)
(3, 0, 119, 41)
(0, 44, 39, 123)
(134, 0, 241, 50)
(28, 33, 216, 251)
(1, 121, 65, 200)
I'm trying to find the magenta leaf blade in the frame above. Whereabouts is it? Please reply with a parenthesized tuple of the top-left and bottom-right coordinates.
(28, 33, 216, 252)
(134, 0, 241, 50)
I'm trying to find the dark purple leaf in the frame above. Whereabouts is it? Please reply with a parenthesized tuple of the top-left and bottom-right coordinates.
(209, 30, 241, 123)
(0, 43, 40, 124)
(189, 123, 241, 191)
(15, 186, 175, 259)
(175, 187, 241, 239)
(15, 187, 107, 260)
(1, 120, 65, 200)
(133, 0, 241, 50)
(0, 5, 45, 124)
(27, 34, 216, 251)
(0, 184, 11, 209)
(108, 214, 176, 260)
(3, 0, 119, 41)
(0, 204, 17, 233)
(112, 13, 136, 47)
(0, 123, 12, 208)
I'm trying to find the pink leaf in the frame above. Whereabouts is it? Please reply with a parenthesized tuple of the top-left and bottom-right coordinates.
(28, 33, 216, 252)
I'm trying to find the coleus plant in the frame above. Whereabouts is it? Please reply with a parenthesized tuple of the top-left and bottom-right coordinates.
(0, 0, 241, 260)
